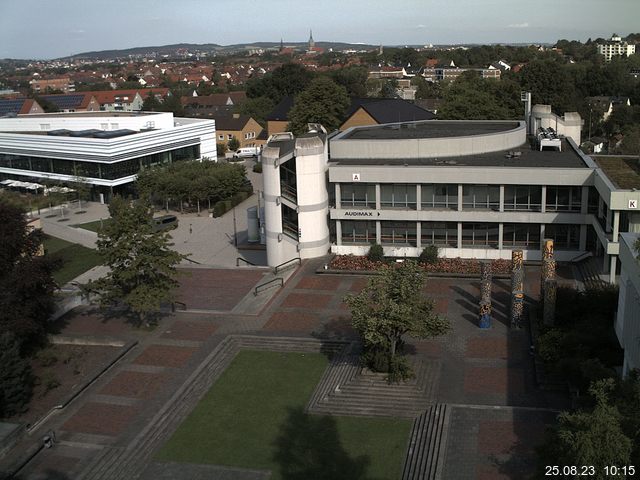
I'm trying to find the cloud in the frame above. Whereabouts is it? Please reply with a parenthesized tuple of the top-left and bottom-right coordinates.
(416, 24, 427, 29)
(71, 29, 85, 34)
(507, 22, 529, 28)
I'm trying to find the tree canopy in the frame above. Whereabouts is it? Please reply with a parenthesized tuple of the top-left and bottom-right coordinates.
(344, 261, 450, 381)
(0, 200, 58, 350)
(82, 196, 187, 325)
(246, 63, 315, 103)
(287, 77, 350, 135)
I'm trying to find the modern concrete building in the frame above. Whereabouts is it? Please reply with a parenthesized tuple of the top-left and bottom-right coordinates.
(0, 111, 216, 201)
(615, 232, 640, 376)
(262, 107, 640, 281)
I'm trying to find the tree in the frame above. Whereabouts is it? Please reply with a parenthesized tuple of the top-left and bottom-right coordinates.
(82, 196, 187, 325)
(287, 77, 350, 135)
(141, 91, 161, 111)
(0, 332, 33, 417)
(246, 63, 314, 103)
(344, 261, 450, 381)
(378, 78, 399, 98)
(329, 66, 369, 97)
(227, 136, 240, 152)
(237, 96, 275, 127)
(538, 379, 632, 479)
(0, 201, 58, 350)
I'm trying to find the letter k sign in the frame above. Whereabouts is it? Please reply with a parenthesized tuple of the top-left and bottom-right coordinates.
(630, 199, 638, 209)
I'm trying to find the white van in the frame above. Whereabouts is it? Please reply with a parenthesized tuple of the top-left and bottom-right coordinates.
(233, 147, 260, 159)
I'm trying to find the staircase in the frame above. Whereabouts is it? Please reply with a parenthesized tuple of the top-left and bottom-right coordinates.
(401, 404, 450, 480)
(575, 256, 607, 290)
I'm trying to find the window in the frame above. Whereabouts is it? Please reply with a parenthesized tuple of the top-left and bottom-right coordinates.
(340, 183, 375, 208)
(282, 204, 298, 239)
(280, 160, 297, 202)
(380, 221, 417, 246)
(545, 224, 580, 250)
(587, 186, 599, 214)
(422, 184, 457, 209)
(462, 185, 500, 210)
(502, 223, 541, 248)
(380, 184, 417, 209)
(546, 186, 581, 212)
(218, 135, 224, 140)
(40, 124, 50, 131)
(101, 123, 108, 130)
(504, 185, 542, 211)
(341, 221, 376, 244)
(110, 123, 119, 130)
(461, 223, 499, 248)
(421, 222, 457, 247)
(227, 134, 233, 140)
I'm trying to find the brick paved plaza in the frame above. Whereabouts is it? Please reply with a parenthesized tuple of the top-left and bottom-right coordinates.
(10, 258, 567, 480)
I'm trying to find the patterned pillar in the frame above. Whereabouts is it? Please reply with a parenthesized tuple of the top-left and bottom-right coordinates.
(540, 239, 556, 322)
(510, 249, 524, 328)
(479, 261, 492, 328)
(543, 278, 557, 326)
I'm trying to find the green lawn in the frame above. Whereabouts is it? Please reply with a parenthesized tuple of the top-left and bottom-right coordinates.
(43, 236, 102, 285)
(157, 350, 411, 480)
(73, 218, 111, 233)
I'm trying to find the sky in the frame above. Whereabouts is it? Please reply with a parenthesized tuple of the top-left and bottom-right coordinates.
(1, 0, 639, 59)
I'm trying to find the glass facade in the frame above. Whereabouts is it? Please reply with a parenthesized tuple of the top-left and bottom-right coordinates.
(546, 186, 581, 212)
(279, 160, 297, 202)
(380, 184, 417, 209)
(462, 185, 500, 210)
(462, 223, 499, 248)
(0, 145, 199, 181)
(282, 204, 298, 239)
(545, 224, 580, 250)
(341, 220, 376, 244)
(504, 185, 542, 211)
(502, 223, 541, 248)
(340, 183, 376, 208)
(421, 184, 457, 210)
(380, 221, 417, 246)
(421, 222, 457, 247)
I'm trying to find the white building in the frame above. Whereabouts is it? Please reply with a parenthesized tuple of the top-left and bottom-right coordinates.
(597, 34, 636, 62)
(262, 107, 640, 282)
(0, 111, 216, 201)
(615, 233, 640, 376)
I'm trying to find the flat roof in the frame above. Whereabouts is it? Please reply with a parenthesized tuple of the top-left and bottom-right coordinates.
(331, 138, 588, 169)
(16, 111, 162, 118)
(594, 156, 640, 189)
(341, 120, 521, 140)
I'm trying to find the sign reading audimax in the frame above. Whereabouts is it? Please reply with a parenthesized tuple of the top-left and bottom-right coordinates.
(343, 211, 381, 217)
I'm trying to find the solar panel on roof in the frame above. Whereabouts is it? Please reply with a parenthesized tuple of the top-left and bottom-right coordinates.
(41, 94, 84, 110)
(92, 129, 136, 139)
(69, 129, 101, 137)
(0, 99, 25, 116)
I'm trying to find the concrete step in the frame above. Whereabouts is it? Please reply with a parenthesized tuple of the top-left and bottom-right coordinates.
(401, 404, 450, 480)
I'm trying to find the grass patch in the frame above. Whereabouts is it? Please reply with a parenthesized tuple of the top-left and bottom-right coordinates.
(43, 235, 102, 285)
(157, 350, 411, 480)
(73, 219, 111, 233)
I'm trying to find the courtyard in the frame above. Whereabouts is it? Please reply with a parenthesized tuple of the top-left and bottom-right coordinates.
(3, 258, 568, 480)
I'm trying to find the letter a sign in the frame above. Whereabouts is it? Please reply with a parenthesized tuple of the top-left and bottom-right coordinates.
(352, 173, 361, 182)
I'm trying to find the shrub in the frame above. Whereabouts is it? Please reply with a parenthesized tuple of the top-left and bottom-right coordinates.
(418, 245, 439, 264)
(36, 348, 58, 367)
(211, 201, 227, 218)
(367, 243, 384, 262)
(231, 191, 249, 206)
(216, 142, 227, 155)
(537, 328, 565, 364)
(39, 371, 61, 396)
(253, 162, 263, 173)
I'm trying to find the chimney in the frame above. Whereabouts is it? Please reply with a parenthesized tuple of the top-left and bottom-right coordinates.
(233, 113, 240, 119)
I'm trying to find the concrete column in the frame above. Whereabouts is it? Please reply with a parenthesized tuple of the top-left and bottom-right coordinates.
(499, 185, 505, 213)
(613, 210, 620, 242)
(416, 221, 422, 249)
(416, 184, 421, 211)
(457, 184, 463, 211)
(498, 223, 504, 250)
(606, 207, 613, 233)
(540, 224, 546, 251)
(579, 224, 587, 251)
(581, 185, 589, 215)
(457, 222, 462, 249)
(375, 184, 381, 210)
(609, 255, 617, 284)
(335, 183, 341, 209)
(376, 220, 381, 244)
(336, 220, 342, 246)
(603, 253, 610, 273)
(540, 185, 547, 213)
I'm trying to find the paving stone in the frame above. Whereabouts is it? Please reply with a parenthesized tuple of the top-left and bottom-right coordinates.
(161, 319, 218, 341)
(62, 402, 139, 437)
(296, 276, 342, 291)
(133, 345, 197, 368)
(99, 371, 169, 399)
(281, 292, 333, 309)
(263, 311, 320, 332)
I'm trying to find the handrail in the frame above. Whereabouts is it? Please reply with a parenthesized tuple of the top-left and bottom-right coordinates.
(274, 257, 301, 274)
(184, 256, 202, 265)
(254, 277, 283, 296)
(569, 251, 593, 263)
(236, 257, 256, 267)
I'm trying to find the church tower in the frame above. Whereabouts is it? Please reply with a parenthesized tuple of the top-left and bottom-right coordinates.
(308, 30, 315, 49)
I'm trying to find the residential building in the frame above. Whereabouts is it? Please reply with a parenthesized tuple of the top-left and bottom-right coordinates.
(261, 106, 640, 284)
(181, 92, 247, 117)
(615, 232, 640, 376)
(0, 111, 216, 202)
(213, 113, 263, 149)
(340, 98, 435, 131)
(0, 98, 44, 116)
(29, 76, 75, 93)
(38, 93, 101, 112)
(598, 34, 636, 62)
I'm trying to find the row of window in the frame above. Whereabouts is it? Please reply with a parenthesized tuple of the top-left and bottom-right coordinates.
(340, 184, 592, 212)
(0, 145, 200, 180)
(340, 221, 580, 250)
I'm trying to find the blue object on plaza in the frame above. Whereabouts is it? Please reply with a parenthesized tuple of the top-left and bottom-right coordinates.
(479, 313, 491, 329)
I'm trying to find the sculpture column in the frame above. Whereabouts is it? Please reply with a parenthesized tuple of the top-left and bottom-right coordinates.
(510, 249, 524, 328)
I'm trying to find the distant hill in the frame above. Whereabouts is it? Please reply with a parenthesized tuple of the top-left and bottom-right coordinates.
(63, 41, 380, 60)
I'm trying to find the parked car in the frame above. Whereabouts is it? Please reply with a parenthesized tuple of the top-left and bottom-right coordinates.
(152, 214, 178, 231)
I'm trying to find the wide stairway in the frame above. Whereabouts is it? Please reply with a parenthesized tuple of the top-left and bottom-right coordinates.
(401, 404, 450, 480)
(575, 256, 607, 290)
